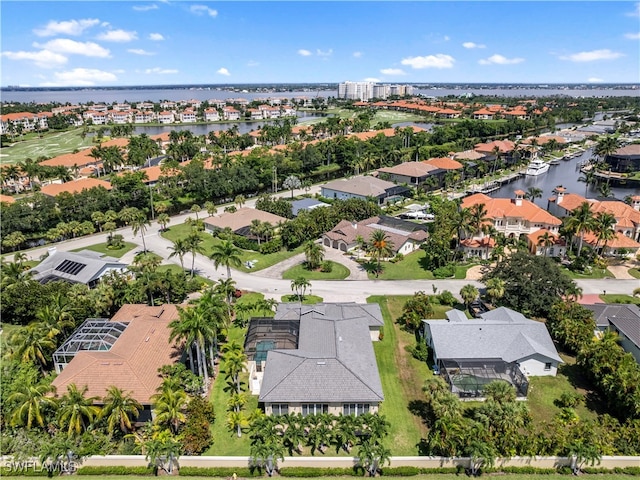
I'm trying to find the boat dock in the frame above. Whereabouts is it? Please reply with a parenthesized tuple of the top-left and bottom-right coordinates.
(465, 169, 524, 195)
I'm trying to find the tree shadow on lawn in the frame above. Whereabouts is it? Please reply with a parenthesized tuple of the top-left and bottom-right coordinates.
(558, 362, 607, 415)
(408, 399, 431, 426)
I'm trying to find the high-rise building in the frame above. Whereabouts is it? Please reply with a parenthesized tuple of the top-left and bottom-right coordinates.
(338, 81, 413, 101)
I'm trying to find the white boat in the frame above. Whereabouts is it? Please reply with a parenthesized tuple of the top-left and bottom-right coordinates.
(525, 158, 550, 176)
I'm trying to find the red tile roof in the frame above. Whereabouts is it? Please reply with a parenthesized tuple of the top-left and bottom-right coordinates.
(424, 157, 463, 170)
(40, 178, 112, 197)
(462, 193, 562, 225)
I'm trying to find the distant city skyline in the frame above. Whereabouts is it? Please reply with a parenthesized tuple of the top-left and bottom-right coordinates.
(1, 1, 639, 88)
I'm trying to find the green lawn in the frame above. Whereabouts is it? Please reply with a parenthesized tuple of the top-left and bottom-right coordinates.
(628, 268, 640, 279)
(527, 353, 601, 425)
(204, 326, 254, 456)
(161, 223, 303, 272)
(365, 251, 473, 280)
(72, 241, 137, 259)
(297, 108, 425, 127)
(1, 128, 95, 164)
(367, 296, 432, 455)
(282, 261, 350, 280)
(562, 267, 614, 279)
(599, 294, 640, 305)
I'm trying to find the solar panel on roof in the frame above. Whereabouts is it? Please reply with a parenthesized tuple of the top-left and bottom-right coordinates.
(55, 259, 87, 276)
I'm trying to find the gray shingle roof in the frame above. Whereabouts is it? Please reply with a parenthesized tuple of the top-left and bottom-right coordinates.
(259, 303, 384, 403)
(291, 198, 328, 216)
(424, 307, 562, 363)
(30, 249, 127, 285)
(583, 303, 640, 347)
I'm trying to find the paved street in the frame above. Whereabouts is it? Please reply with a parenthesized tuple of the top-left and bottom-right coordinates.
(21, 205, 638, 304)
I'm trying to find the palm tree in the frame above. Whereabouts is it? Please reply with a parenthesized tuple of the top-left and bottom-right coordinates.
(564, 201, 595, 257)
(234, 194, 246, 209)
(578, 169, 597, 196)
(8, 382, 57, 429)
(151, 382, 188, 434)
(145, 430, 182, 475)
(222, 342, 247, 394)
(525, 187, 543, 204)
(592, 211, 616, 255)
(169, 306, 213, 383)
(537, 230, 556, 257)
(167, 238, 190, 272)
(484, 278, 505, 305)
(303, 240, 325, 270)
(468, 203, 489, 236)
(7, 324, 55, 372)
(186, 232, 205, 278)
(190, 204, 201, 221)
(130, 211, 151, 253)
(368, 230, 394, 277)
(157, 213, 170, 232)
(210, 239, 243, 279)
(460, 284, 479, 308)
(57, 384, 101, 436)
(250, 219, 265, 245)
(101, 386, 143, 436)
(290, 276, 311, 302)
(213, 277, 237, 322)
(204, 201, 217, 217)
(227, 410, 249, 438)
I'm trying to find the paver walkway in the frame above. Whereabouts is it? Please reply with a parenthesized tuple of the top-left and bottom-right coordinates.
(607, 264, 636, 280)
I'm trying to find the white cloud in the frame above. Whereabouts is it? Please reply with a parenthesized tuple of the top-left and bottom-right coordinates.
(42, 68, 117, 86)
(559, 49, 624, 62)
(217, 67, 230, 76)
(626, 2, 640, 16)
(463, 41, 486, 49)
(97, 29, 138, 42)
(479, 54, 524, 65)
(380, 68, 406, 75)
(624, 32, 640, 40)
(1, 49, 68, 68)
(247, 60, 260, 67)
(588, 77, 604, 83)
(34, 39, 110, 58)
(353, 51, 362, 58)
(144, 67, 178, 74)
(133, 4, 158, 11)
(401, 54, 455, 69)
(128, 48, 155, 56)
(443, 36, 450, 41)
(34, 18, 100, 37)
(363, 77, 380, 83)
(190, 5, 218, 17)
(316, 48, 333, 57)
(149, 33, 164, 41)
(298, 49, 312, 56)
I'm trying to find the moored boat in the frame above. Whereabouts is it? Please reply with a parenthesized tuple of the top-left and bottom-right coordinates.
(525, 158, 550, 176)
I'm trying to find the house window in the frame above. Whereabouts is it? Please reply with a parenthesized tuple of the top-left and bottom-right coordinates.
(343, 403, 370, 416)
(271, 404, 288, 415)
(544, 362, 552, 371)
(301, 404, 328, 416)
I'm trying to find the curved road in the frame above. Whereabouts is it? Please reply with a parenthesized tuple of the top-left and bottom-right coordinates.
(23, 212, 638, 303)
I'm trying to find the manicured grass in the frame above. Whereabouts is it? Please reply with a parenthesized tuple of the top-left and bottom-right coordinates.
(562, 267, 614, 279)
(599, 294, 640, 305)
(1, 128, 95, 164)
(628, 267, 640, 279)
(368, 296, 432, 455)
(282, 261, 350, 280)
(161, 223, 303, 272)
(72, 241, 137, 258)
(205, 326, 254, 456)
(297, 108, 425, 127)
(281, 294, 324, 304)
(526, 353, 601, 425)
(365, 250, 474, 280)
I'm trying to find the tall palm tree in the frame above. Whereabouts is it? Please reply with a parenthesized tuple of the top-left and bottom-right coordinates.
(303, 240, 325, 270)
(101, 386, 143, 436)
(170, 306, 212, 382)
(57, 384, 101, 436)
(214, 278, 237, 321)
(8, 382, 58, 429)
(290, 276, 311, 302)
(592, 211, 617, 255)
(484, 278, 505, 305)
(157, 213, 170, 232)
(460, 284, 479, 308)
(167, 238, 190, 272)
(210, 239, 243, 279)
(186, 232, 205, 278)
(368, 230, 394, 277)
(564, 201, 595, 256)
(151, 383, 188, 434)
(130, 212, 151, 253)
(525, 187, 543, 204)
(468, 203, 489, 236)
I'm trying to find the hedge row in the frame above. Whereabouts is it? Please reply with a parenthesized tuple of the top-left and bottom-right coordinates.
(76, 466, 155, 475)
(179, 466, 263, 477)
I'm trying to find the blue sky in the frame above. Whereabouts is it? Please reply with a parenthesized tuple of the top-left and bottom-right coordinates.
(1, 1, 639, 87)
